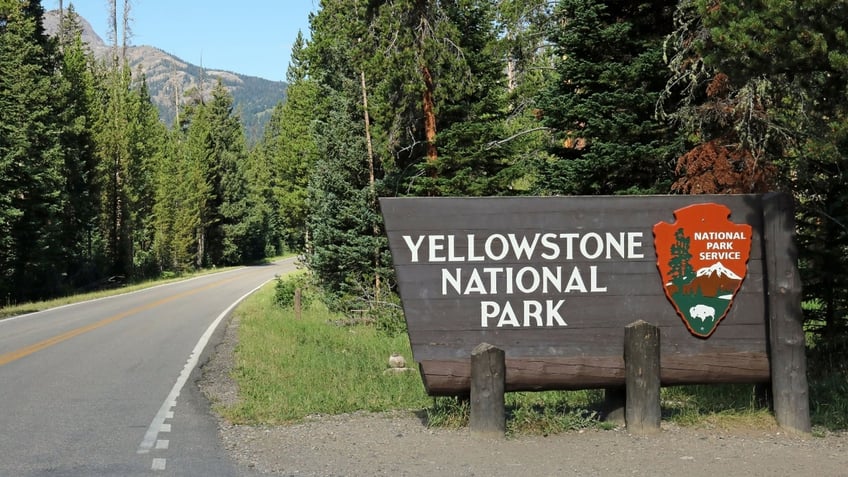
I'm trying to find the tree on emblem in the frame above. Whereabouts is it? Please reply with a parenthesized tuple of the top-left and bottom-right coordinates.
(668, 228, 694, 288)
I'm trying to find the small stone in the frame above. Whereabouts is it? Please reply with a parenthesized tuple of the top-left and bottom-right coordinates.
(388, 353, 406, 368)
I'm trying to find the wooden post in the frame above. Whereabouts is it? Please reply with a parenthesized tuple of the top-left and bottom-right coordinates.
(625, 320, 661, 434)
(470, 343, 505, 438)
(294, 288, 302, 320)
(762, 193, 811, 434)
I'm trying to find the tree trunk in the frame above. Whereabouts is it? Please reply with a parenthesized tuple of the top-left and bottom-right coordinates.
(360, 71, 381, 299)
(58, 0, 64, 46)
(422, 65, 438, 171)
(122, 0, 131, 61)
(109, 0, 118, 66)
(196, 228, 205, 268)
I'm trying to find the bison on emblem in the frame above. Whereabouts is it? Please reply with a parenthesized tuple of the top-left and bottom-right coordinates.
(689, 304, 715, 322)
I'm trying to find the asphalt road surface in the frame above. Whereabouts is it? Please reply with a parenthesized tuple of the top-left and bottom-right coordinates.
(0, 259, 296, 476)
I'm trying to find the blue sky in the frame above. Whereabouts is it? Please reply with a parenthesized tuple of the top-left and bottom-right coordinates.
(47, 0, 318, 82)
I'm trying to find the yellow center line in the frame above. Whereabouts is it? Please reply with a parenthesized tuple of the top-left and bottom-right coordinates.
(0, 274, 245, 367)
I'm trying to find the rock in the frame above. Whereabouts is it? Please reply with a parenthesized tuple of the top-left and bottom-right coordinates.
(388, 353, 406, 369)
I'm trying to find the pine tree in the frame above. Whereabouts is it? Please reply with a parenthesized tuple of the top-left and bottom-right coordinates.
(93, 62, 134, 278)
(302, 0, 385, 304)
(178, 94, 215, 268)
(175, 81, 251, 267)
(259, 31, 320, 251)
(660, 0, 779, 194)
(305, 88, 386, 305)
(153, 127, 206, 272)
(302, 0, 543, 304)
(0, 0, 66, 301)
(359, 0, 516, 194)
(361, 0, 445, 172)
(152, 129, 181, 271)
(126, 74, 167, 277)
(535, 0, 680, 195)
(497, 0, 552, 94)
(496, 0, 558, 193)
(55, 6, 100, 287)
(205, 81, 250, 265)
(410, 0, 524, 196)
(239, 147, 275, 261)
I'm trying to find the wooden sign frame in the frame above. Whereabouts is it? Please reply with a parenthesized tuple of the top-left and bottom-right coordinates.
(381, 193, 809, 433)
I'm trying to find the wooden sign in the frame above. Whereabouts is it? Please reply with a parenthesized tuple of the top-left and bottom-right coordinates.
(380, 193, 807, 420)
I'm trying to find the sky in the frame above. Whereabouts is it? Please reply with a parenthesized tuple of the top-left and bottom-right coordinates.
(46, 0, 318, 82)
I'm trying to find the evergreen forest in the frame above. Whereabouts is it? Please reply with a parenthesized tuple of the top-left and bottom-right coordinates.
(2, 1, 847, 369)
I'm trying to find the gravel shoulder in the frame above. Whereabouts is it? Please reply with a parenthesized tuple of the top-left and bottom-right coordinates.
(199, 315, 847, 477)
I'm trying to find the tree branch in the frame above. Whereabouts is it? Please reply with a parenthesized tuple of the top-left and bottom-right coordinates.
(486, 127, 552, 149)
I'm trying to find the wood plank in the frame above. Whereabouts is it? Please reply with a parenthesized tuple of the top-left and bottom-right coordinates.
(393, 264, 767, 297)
(381, 195, 765, 232)
(419, 351, 770, 395)
(409, 323, 767, 361)
(401, 293, 767, 332)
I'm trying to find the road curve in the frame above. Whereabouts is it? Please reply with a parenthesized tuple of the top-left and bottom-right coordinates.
(0, 258, 297, 476)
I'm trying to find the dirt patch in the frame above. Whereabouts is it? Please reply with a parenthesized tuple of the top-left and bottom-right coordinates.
(200, 316, 847, 476)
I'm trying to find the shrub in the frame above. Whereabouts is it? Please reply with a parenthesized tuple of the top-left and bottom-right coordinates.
(273, 273, 313, 309)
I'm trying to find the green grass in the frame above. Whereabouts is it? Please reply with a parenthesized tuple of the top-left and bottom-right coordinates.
(422, 389, 617, 435)
(661, 384, 778, 429)
(809, 373, 848, 433)
(220, 283, 431, 424)
(505, 390, 617, 435)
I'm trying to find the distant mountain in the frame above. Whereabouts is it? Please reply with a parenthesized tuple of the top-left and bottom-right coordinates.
(683, 262, 742, 298)
(43, 9, 286, 145)
(695, 262, 741, 281)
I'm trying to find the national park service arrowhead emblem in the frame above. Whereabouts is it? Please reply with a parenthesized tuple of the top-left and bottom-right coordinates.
(653, 203, 752, 338)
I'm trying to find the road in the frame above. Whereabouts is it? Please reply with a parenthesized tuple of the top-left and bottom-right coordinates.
(0, 259, 296, 476)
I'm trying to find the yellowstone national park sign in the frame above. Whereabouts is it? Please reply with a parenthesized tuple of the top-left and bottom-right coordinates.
(380, 194, 806, 400)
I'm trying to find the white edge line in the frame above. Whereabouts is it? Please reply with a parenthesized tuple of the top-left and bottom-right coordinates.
(137, 278, 275, 454)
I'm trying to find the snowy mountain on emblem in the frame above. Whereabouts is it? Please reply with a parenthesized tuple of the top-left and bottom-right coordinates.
(696, 262, 742, 280)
